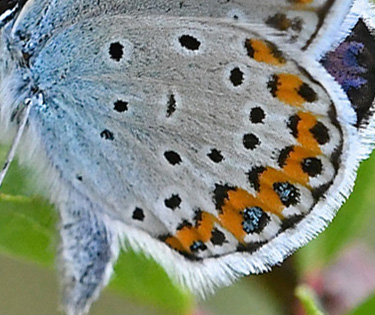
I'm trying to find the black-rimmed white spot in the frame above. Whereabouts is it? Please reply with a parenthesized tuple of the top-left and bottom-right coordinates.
(109, 42, 124, 62)
(164, 194, 182, 210)
(207, 149, 224, 163)
(132, 207, 145, 221)
(230, 67, 244, 87)
(179, 35, 201, 51)
(164, 151, 182, 165)
(114, 100, 128, 112)
(100, 129, 114, 140)
(250, 107, 265, 124)
(243, 133, 260, 150)
(166, 94, 176, 117)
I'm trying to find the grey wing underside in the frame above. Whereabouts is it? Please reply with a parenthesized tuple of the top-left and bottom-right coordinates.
(4, 1, 374, 314)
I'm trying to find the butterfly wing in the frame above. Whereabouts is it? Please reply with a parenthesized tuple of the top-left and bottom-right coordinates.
(1, 0, 375, 314)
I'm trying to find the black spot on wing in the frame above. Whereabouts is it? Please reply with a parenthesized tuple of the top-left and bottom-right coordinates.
(114, 100, 128, 112)
(287, 114, 301, 138)
(190, 241, 207, 253)
(166, 94, 177, 117)
(273, 182, 300, 207)
(76, 175, 83, 181)
(310, 122, 330, 145)
(245, 39, 256, 58)
(230, 67, 244, 87)
(210, 228, 226, 246)
(208, 149, 224, 163)
(164, 151, 182, 165)
(179, 35, 201, 51)
(193, 210, 203, 225)
(213, 184, 235, 210)
(109, 42, 124, 62)
(298, 83, 317, 102)
(132, 207, 145, 221)
(301, 157, 323, 177)
(177, 220, 192, 230)
(243, 133, 260, 150)
(100, 129, 114, 140)
(267, 75, 279, 98)
(165, 194, 182, 210)
(250, 107, 266, 124)
(246, 167, 266, 191)
(278, 146, 294, 168)
(241, 207, 269, 234)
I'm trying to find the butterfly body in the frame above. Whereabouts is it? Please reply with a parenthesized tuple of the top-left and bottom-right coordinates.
(1, 1, 375, 314)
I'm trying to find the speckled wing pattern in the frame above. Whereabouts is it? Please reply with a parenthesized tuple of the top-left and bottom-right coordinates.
(1, 0, 375, 314)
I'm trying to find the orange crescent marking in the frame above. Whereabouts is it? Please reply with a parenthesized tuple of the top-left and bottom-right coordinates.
(218, 188, 265, 242)
(248, 39, 286, 66)
(296, 112, 322, 153)
(274, 74, 306, 107)
(282, 146, 318, 185)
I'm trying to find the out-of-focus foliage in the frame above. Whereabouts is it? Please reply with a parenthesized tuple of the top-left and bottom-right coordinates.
(347, 295, 375, 315)
(295, 285, 325, 315)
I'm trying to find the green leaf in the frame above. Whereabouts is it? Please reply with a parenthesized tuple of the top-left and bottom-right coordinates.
(0, 193, 57, 265)
(0, 145, 192, 313)
(295, 285, 326, 315)
(296, 151, 375, 273)
(347, 295, 375, 315)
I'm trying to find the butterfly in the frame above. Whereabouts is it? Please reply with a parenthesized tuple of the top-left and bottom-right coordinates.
(1, 0, 375, 314)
